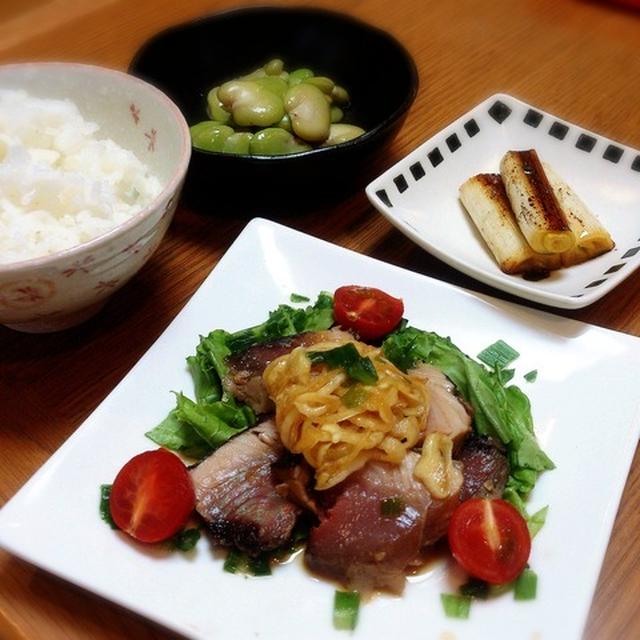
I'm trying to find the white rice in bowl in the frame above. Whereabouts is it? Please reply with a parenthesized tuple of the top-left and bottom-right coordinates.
(0, 89, 162, 264)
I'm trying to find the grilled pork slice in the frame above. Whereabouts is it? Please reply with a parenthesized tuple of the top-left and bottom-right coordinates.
(409, 364, 472, 447)
(305, 452, 462, 595)
(500, 149, 575, 254)
(458, 435, 509, 501)
(224, 329, 352, 414)
(190, 420, 300, 554)
(459, 173, 561, 278)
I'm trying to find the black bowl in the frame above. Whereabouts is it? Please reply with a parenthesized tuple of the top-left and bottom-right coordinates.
(130, 6, 418, 215)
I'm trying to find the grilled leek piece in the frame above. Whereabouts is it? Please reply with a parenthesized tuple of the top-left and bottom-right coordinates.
(500, 150, 575, 254)
(543, 163, 615, 267)
(459, 174, 561, 278)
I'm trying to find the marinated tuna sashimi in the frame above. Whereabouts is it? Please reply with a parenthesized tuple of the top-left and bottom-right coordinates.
(458, 435, 509, 501)
(190, 420, 300, 554)
(224, 329, 352, 414)
(409, 364, 472, 446)
(305, 452, 462, 594)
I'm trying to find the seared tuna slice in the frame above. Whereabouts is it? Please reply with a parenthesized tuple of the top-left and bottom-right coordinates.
(224, 329, 352, 414)
(190, 420, 300, 554)
(458, 435, 509, 501)
(409, 364, 472, 446)
(305, 452, 461, 594)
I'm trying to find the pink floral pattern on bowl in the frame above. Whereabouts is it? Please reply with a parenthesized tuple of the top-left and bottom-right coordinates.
(0, 63, 191, 333)
(0, 279, 56, 309)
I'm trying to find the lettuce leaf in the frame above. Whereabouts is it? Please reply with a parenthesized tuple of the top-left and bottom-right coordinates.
(382, 328, 554, 504)
(225, 291, 334, 354)
(146, 292, 333, 459)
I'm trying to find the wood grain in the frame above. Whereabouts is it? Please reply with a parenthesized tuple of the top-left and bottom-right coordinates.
(1, 0, 640, 638)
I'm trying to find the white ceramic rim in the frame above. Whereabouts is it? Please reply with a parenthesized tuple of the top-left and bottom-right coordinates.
(0, 61, 192, 273)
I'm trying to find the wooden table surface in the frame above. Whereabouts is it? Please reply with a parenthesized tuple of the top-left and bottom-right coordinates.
(1, 0, 639, 638)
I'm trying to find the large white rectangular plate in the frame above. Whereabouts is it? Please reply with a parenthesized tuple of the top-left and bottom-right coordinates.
(1, 218, 640, 640)
(366, 93, 640, 309)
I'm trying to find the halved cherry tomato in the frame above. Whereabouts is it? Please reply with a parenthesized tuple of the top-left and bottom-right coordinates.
(448, 498, 531, 584)
(334, 285, 404, 341)
(109, 449, 195, 543)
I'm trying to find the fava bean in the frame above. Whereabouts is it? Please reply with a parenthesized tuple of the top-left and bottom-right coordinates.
(288, 68, 314, 87)
(223, 132, 253, 155)
(264, 58, 284, 76)
(250, 128, 311, 155)
(206, 87, 231, 124)
(241, 67, 267, 80)
(321, 124, 366, 146)
(277, 113, 292, 132)
(285, 83, 331, 142)
(254, 76, 288, 98)
(190, 122, 235, 152)
(218, 80, 284, 127)
(331, 85, 350, 105)
(304, 76, 334, 94)
(194, 60, 365, 156)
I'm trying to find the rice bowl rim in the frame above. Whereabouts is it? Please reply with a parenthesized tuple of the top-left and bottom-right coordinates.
(0, 61, 192, 274)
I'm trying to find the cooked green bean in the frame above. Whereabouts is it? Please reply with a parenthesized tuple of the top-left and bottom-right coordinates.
(190, 122, 235, 152)
(264, 58, 284, 76)
(285, 83, 331, 142)
(223, 132, 253, 155)
(206, 87, 231, 124)
(254, 76, 289, 98)
(193, 59, 365, 156)
(322, 124, 366, 146)
(218, 80, 284, 128)
(250, 128, 311, 155)
(331, 85, 350, 105)
(304, 76, 334, 95)
(330, 106, 344, 123)
(288, 68, 314, 87)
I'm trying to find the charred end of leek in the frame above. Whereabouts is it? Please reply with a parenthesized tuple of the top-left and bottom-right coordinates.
(500, 150, 575, 254)
(459, 174, 560, 278)
(542, 162, 615, 267)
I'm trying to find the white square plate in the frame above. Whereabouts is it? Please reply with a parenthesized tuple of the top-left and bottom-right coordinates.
(366, 93, 640, 309)
(1, 218, 640, 640)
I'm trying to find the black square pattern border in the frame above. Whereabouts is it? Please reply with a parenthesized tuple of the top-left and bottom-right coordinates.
(372, 99, 640, 299)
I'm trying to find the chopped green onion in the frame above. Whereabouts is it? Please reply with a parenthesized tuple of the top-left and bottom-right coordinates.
(223, 549, 272, 576)
(308, 343, 378, 385)
(290, 293, 310, 303)
(527, 506, 549, 538)
(495, 366, 515, 385)
(459, 578, 490, 599)
(524, 369, 538, 383)
(99, 484, 118, 529)
(380, 497, 404, 517)
(248, 554, 272, 576)
(223, 549, 244, 574)
(333, 591, 360, 630)
(440, 593, 472, 619)
(514, 568, 537, 600)
(341, 384, 369, 408)
(477, 340, 520, 369)
(171, 528, 200, 551)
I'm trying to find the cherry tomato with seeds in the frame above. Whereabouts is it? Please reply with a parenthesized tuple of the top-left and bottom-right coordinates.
(333, 285, 404, 341)
(448, 498, 531, 584)
(109, 448, 195, 544)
